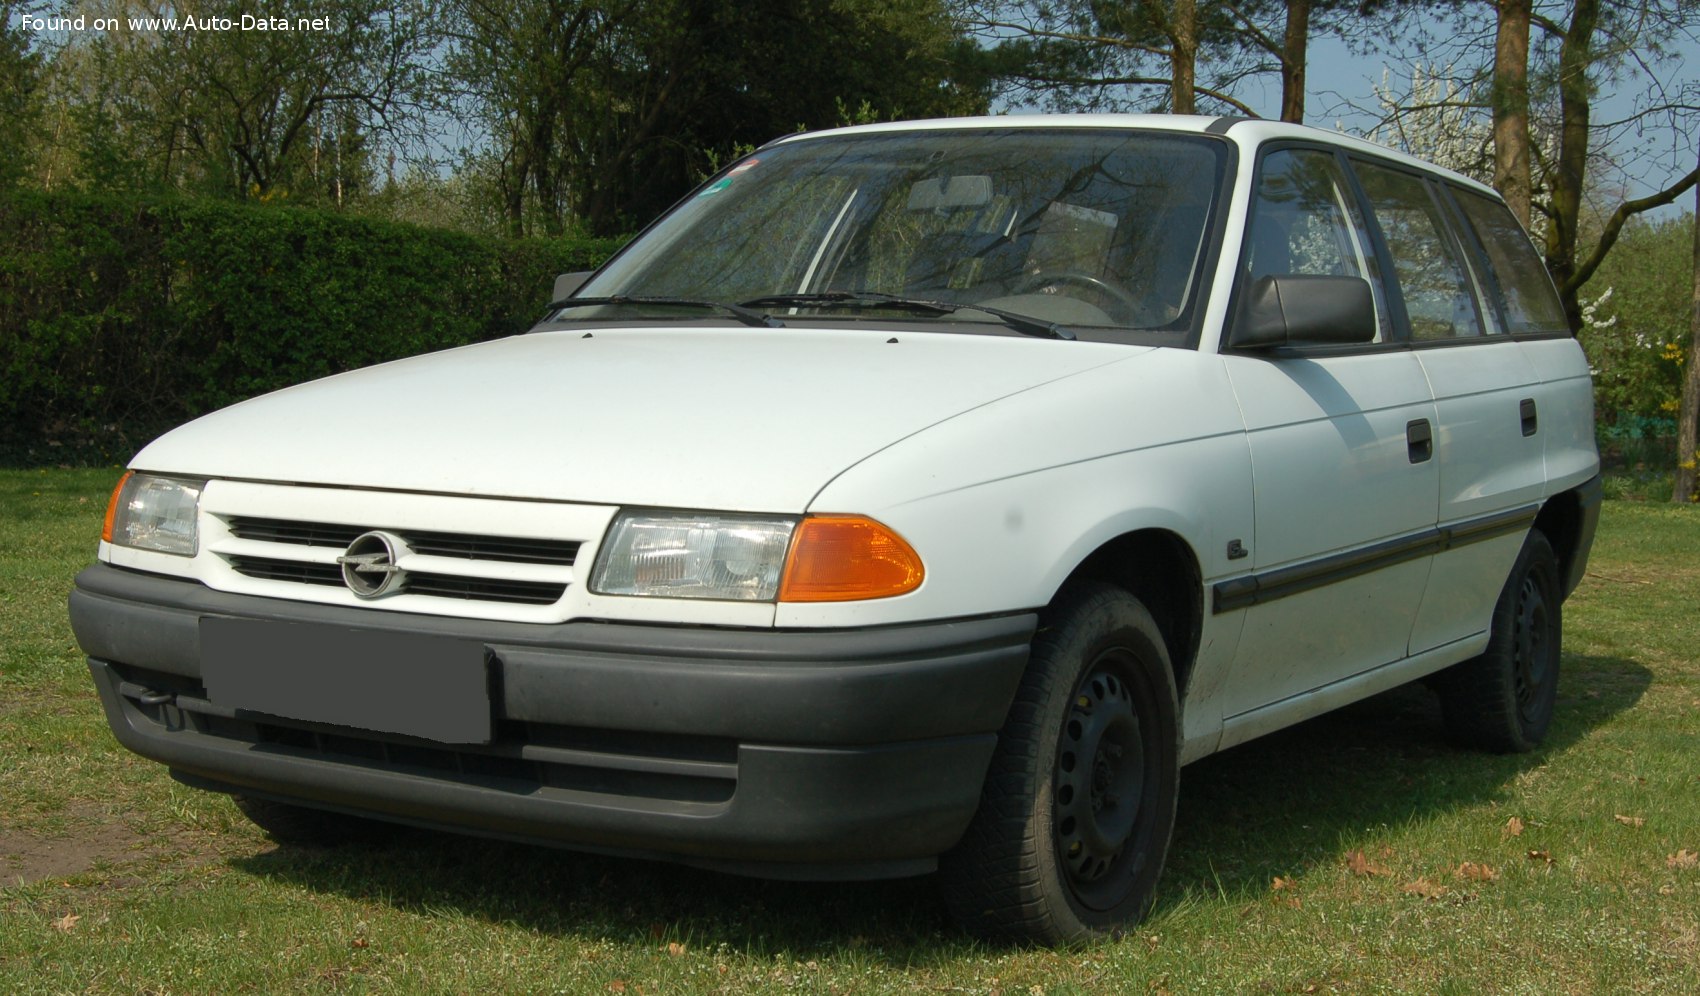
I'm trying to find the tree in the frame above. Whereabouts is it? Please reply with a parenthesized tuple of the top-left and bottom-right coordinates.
(957, 0, 1252, 114)
(958, 1, 1419, 122)
(1356, 3, 1697, 332)
(1582, 214, 1690, 426)
(448, 0, 988, 238)
(35, 1, 435, 202)
(1677, 167, 1700, 503)
(1531, 2, 1700, 331)
(0, 1, 45, 188)
(1491, 0, 1533, 225)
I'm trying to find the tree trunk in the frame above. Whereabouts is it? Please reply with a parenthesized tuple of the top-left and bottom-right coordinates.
(1547, 0, 1599, 331)
(1675, 156, 1700, 504)
(1171, 0, 1197, 114)
(1492, 0, 1532, 228)
(1280, 0, 1311, 123)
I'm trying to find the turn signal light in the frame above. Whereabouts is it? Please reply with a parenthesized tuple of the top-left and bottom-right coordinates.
(101, 471, 134, 544)
(778, 515, 924, 602)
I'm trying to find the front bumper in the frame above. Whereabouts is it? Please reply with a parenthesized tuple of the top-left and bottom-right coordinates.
(70, 564, 1035, 878)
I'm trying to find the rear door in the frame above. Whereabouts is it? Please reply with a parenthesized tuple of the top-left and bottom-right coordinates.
(1366, 176, 1558, 654)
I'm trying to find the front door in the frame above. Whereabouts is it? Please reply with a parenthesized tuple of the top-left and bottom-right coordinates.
(1218, 146, 1440, 724)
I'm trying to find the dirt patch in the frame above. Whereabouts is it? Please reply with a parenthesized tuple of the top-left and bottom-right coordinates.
(0, 810, 224, 888)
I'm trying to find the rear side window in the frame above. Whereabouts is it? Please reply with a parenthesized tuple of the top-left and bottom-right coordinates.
(1451, 190, 1569, 334)
(1352, 161, 1483, 341)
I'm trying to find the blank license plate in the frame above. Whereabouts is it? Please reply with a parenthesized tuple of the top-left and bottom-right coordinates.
(200, 617, 491, 744)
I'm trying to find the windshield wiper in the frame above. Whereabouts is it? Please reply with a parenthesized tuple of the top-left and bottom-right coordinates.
(738, 291, 1077, 341)
(544, 296, 783, 329)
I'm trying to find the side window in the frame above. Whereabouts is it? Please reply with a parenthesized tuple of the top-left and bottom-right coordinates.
(1451, 190, 1570, 334)
(1352, 161, 1483, 340)
(1246, 148, 1390, 340)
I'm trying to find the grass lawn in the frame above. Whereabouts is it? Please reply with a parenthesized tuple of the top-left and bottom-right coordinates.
(2, 467, 1696, 994)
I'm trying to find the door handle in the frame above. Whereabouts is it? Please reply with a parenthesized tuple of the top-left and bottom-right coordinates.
(1520, 398, 1538, 437)
(1407, 418, 1433, 464)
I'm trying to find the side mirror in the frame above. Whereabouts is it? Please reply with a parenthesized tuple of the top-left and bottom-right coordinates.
(1230, 275, 1376, 349)
(552, 271, 592, 303)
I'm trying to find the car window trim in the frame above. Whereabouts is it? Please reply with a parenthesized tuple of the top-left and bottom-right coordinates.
(1220, 139, 1406, 355)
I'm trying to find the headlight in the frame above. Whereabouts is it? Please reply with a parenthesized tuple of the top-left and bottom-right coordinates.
(102, 472, 204, 557)
(591, 510, 926, 603)
(591, 512, 796, 600)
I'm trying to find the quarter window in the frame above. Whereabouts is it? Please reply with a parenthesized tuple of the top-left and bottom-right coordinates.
(1451, 190, 1570, 334)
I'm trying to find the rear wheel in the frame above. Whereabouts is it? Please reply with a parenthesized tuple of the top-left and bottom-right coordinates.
(1435, 530, 1562, 753)
(942, 582, 1180, 945)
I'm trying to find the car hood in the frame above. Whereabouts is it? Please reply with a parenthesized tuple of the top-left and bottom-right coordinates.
(133, 326, 1147, 511)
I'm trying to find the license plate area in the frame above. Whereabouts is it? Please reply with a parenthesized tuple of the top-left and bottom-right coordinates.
(200, 617, 491, 744)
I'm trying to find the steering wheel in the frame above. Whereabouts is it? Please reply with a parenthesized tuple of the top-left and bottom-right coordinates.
(1011, 270, 1151, 325)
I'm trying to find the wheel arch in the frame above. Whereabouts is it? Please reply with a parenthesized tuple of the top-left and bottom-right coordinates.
(1533, 475, 1602, 601)
(1047, 528, 1204, 697)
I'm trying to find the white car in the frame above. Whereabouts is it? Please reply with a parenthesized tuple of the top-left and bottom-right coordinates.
(71, 114, 1601, 945)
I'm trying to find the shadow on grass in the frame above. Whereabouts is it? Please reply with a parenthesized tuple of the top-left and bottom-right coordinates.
(227, 652, 1649, 957)
(1160, 653, 1650, 906)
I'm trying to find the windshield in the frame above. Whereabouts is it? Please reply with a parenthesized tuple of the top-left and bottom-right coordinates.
(578, 128, 1227, 337)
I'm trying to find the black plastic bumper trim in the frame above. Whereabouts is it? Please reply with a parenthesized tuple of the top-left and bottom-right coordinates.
(71, 563, 1036, 873)
(69, 563, 1036, 745)
(1562, 474, 1603, 600)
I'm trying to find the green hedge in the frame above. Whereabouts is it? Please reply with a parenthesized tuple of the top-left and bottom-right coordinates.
(0, 191, 622, 464)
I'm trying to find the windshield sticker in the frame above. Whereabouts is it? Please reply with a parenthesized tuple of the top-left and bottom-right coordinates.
(698, 178, 734, 197)
(728, 158, 760, 175)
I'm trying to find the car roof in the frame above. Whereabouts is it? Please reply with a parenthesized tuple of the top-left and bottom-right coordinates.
(769, 113, 1501, 202)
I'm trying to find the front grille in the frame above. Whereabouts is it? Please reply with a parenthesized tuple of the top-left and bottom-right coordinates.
(226, 555, 568, 605)
(226, 556, 344, 587)
(213, 513, 581, 608)
(226, 516, 581, 566)
(399, 574, 566, 605)
(225, 517, 365, 549)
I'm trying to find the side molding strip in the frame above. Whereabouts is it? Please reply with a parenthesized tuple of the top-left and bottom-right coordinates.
(1211, 505, 1539, 614)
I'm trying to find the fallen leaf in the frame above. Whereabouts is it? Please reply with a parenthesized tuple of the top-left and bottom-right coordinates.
(1345, 850, 1388, 877)
(1456, 862, 1500, 882)
(1527, 849, 1554, 865)
(1504, 817, 1525, 837)
(1271, 876, 1296, 891)
(1403, 877, 1449, 899)
(666, 941, 687, 957)
(51, 913, 80, 933)
(351, 938, 369, 950)
(1615, 814, 1646, 828)
(1668, 850, 1699, 870)
(608, 982, 627, 994)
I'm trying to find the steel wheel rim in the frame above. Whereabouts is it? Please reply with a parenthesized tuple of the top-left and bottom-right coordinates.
(1512, 574, 1552, 722)
(1054, 651, 1149, 910)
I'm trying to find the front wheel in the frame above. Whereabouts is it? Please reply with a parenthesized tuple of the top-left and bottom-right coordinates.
(942, 582, 1180, 945)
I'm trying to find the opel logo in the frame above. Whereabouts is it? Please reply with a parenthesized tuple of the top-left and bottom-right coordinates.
(336, 531, 409, 599)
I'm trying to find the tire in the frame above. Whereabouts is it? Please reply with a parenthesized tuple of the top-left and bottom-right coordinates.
(234, 795, 396, 847)
(941, 582, 1180, 945)
(1434, 529, 1562, 753)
